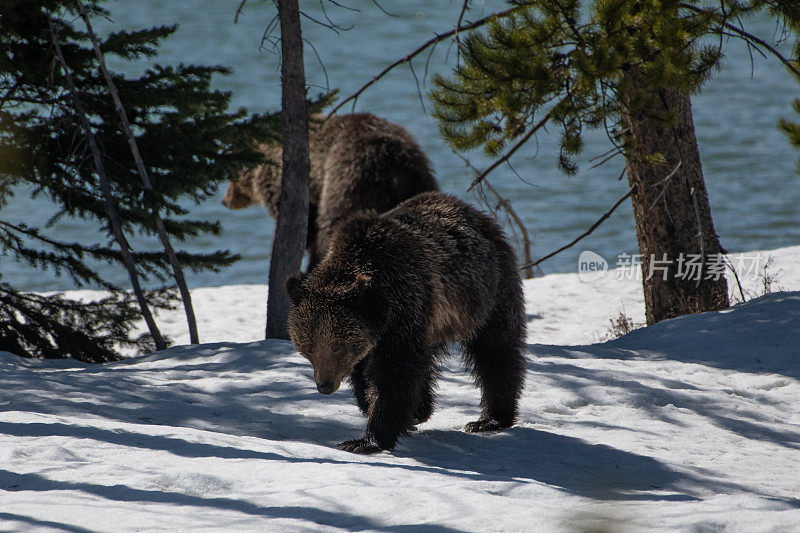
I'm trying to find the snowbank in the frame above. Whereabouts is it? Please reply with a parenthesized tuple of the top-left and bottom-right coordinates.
(1, 246, 799, 531)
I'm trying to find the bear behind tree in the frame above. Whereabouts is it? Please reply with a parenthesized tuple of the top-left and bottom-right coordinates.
(222, 113, 439, 267)
(286, 192, 527, 454)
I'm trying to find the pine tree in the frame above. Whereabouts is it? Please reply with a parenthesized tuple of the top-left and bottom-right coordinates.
(0, 0, 278, 360)
(432, 0, 799, 325)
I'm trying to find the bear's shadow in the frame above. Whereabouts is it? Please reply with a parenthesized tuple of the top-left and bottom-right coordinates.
(390, 426, 712, 502)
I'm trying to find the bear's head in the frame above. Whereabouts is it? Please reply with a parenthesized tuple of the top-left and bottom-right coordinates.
(285, 272, 380, 395)
(222, 178, 254, 210)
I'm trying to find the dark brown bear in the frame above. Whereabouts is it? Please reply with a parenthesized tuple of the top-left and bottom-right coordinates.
(286, 192, 526, 454)
(222, 113, 439, 268)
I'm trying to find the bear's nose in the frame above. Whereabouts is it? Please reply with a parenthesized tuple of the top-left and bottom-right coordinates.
(317, 380, 335, 395)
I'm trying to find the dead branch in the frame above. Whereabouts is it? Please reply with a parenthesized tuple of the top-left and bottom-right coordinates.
(723, 255, 747, 303)
(456, 152, 538, 279)
(482, 179, 538, 279)
(75, 0, 199, 345)
(520, 182, 633, 270)
(329, 3, 526, 115)
(466, 100, 566, 192)
(234, 0, 247, 23)
(48, 17, 166, 351)
(679, 2, 800, 79)
(455, 0, 471, 64)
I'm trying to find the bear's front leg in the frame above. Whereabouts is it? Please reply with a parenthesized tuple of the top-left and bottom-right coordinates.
(338, 438, 381, 454)
(338, 385, 410, 454)
(338, 344, 421, 454)
(349, 359, 372, 417)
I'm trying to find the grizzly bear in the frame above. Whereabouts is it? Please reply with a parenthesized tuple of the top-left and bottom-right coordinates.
(286, 192, 526, 454)
(222, 113, 439, 268)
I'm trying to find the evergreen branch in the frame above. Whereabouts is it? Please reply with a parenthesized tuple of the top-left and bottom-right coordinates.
(520, 182, 634, 270)
(0, 219, 84, 251)
(48, 15, 167, 351)
(76, 0, 199, 345)
(329, 3, 527, 114)
(679, 2, 800, 78)
(466, 98, 565, 192)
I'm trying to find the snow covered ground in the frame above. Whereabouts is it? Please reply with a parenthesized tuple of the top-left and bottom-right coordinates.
(1, 246, 799, 531)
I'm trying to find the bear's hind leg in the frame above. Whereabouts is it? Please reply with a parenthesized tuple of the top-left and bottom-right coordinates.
(409, 350, 442, 429)
(462, 297, 526, 432)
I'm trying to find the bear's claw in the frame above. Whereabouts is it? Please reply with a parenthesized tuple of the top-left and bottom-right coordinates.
(465, 418, 510, 433)
(338, 438, 383, 454)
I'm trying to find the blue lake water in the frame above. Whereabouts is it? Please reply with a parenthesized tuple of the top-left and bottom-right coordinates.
(3, 1, 799, 290)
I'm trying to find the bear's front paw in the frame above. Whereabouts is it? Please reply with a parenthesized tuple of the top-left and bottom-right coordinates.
(338, 438, 383, 454)
(465, 418, 511, 433)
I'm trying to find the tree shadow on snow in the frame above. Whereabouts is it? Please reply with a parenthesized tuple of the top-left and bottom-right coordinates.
(532, 291, 800, 379)
(0, 470, 460, 532)
(0, 512, 94, 533)
(524, 292, 800, 454)
(525, 359, 800, 452)
(0, 340, 368, 448)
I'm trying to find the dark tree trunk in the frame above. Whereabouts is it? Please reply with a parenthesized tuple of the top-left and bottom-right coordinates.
(49, 19, 167, 351)
(76, 0, 199, 345)
(621, 71, 729, 325)
(266, 0, 310, 339)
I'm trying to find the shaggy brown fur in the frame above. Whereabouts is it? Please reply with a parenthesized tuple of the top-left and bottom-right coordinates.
(222, 113, 438, 267)
(286, 192, 527, 454)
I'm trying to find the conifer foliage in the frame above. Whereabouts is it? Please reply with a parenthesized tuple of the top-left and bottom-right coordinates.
(433, 0, 799, 175)
(0, 0, 277, 360)
(433, 0, 799, 324)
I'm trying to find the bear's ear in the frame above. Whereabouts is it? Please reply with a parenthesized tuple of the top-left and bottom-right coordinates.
(285, 274, 307, 305)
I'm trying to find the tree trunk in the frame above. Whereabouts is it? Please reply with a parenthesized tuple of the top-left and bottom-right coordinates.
(49, 18, 166, 351)
(621, 71, 729, 325)
(265, 0, 310, 339)
(75, 0, 199, 345)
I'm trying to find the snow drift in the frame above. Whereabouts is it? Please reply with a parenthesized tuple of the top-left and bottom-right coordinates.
(1, 247, 799, 531)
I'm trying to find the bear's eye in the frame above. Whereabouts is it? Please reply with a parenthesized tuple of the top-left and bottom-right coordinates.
(330, 342, 344, 355)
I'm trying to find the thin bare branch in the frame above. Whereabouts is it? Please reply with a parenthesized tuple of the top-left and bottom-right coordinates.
(520, 182, 633, 270)
(483, 179, 537, 278)
(724, 255, 747, 303)
(0, 80, 20, 111)
(466, 99, 566, 192)
(408, 60, 427, 114)
(300, 10, 349, 33)
(455, 0, 471, 64)
(679, 2, 800, 78)
(588, 149, 622, 169)
(370, 0, 396, 17)
(329, 3, 526, 115)
(455, 151, 538, 278)
(304, 37, 330, 91)
(259, 14, 281, 54)
(234, 0, 247, 23)
(324, 0, 360, 13)
(315, 0, 355, 31)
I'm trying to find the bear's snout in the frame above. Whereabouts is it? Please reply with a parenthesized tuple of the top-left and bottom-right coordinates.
(316, 380, 336, 395)
(222, 183, 251, 210)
